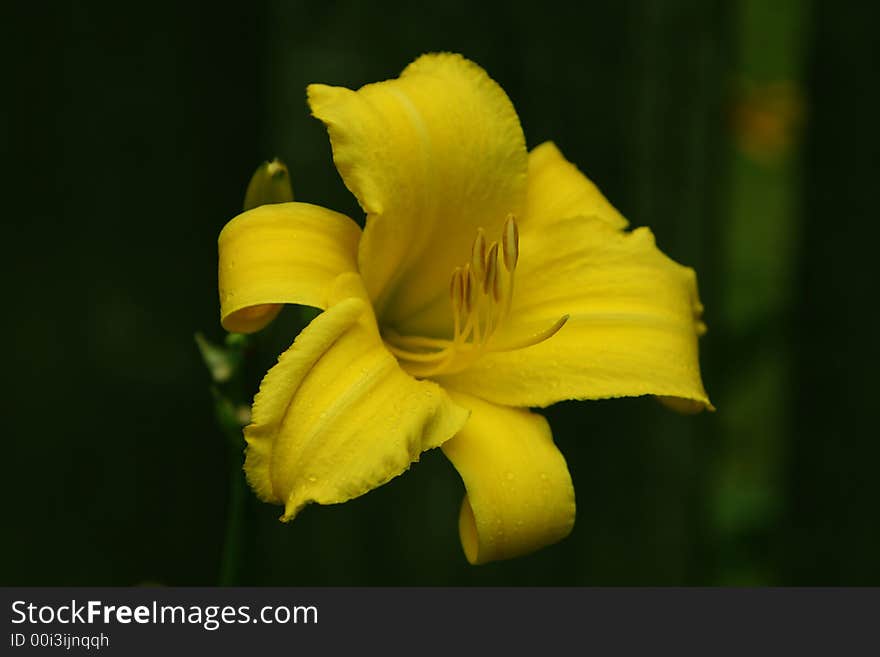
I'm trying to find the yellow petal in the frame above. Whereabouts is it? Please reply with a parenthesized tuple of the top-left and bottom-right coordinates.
(218, 202, 361, 333)
(243, 278, 469, 521)
(525, 141, 628, 230)
(437, 216, 712, 409)
(308, 53, 527, 334)
(441, 391, 575, 565)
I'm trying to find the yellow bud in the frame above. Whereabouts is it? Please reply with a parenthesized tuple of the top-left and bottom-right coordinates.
(243, 158, 294, 211)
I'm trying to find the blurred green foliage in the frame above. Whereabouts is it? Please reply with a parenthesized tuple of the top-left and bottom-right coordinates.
(3, 0, 878, 585)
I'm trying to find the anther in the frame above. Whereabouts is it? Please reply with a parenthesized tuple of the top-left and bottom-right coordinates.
(492, 262, 503, 303)
(484, 243, 499, 294)
(449, 267, 463, 315)
(471, 228, 487, 284)
(463, 264, 477, 314)
(502, 214, 519, 272)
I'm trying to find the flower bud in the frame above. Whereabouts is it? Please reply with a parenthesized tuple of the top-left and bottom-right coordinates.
(243, 158, 294, 211)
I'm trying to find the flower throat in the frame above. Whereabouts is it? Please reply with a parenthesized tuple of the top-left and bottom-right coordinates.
(383, 215, 568, 378)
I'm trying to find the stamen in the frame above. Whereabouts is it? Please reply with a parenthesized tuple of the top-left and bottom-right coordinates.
(449, 266, 463, 339)
(463, 264, 477, 315)
(502, 214, 519, 271)
(484, 243, 499, 294)
(471, 228, 487, 284)
(385, 331, 452, 350)
(384, 342, 453, 362)
(383, 214, 564, 379)
(449, 267, 463, 311)
(500, 216, 518, 323)
(492, 262, 503, 303)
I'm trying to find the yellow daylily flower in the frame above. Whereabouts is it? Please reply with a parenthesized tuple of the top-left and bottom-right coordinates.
(217, 53, 711, 565)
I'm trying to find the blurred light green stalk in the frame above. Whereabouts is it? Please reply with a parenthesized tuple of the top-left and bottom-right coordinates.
(713, 0, 810, 584)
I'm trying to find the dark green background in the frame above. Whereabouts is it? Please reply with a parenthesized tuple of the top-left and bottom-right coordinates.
(4, 0, 878, 585)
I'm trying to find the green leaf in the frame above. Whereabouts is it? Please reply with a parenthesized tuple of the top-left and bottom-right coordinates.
(195, 333, 247, 383)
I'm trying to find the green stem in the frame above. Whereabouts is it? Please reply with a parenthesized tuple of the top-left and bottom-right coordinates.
(219, 448, 247, 586)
